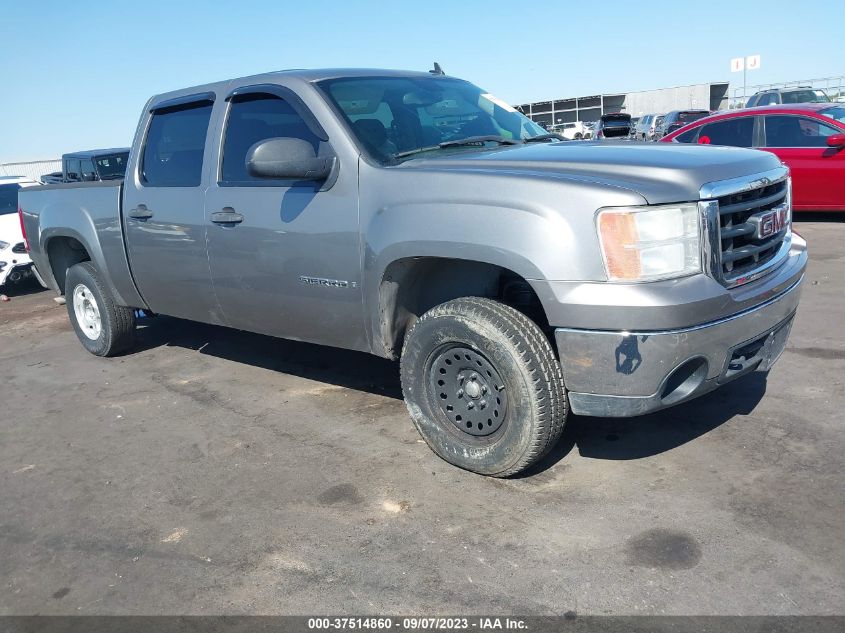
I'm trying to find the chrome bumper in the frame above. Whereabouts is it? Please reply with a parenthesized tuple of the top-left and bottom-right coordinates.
(555, 274, 804, 418)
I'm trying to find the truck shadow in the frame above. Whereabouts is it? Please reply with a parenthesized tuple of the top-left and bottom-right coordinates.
(133, 315, 766, 470)
(133, 315, 403, 400)
(518, 373, 768, 477)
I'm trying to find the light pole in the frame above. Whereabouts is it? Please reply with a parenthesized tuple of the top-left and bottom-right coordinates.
(731, 55, 761, 106)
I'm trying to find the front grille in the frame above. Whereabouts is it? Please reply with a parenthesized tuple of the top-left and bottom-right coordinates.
(716, 179, 788, 284)
(12, 242, 26, 254)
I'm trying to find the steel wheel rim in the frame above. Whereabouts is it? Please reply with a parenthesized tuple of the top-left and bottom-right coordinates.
(428, 345, 508, 437)
(72, 284, 102, 340)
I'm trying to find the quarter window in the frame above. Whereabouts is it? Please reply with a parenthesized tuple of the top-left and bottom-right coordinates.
(673, 127, 699, 143)
(696, 117, 754, 147)
(64, 158, 81, 181)
(80, 159, 96, 181)
(142, 101, 213, 187)
(221, 93, 321, 183)
(765, 115, 841, 147)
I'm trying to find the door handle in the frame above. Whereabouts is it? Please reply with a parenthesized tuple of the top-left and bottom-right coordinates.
(211, 208, 244, 225)
(128, 204, 153, 220)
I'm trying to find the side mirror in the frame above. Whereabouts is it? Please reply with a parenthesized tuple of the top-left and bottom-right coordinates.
(246, 137, 334, 181)
(81, 172, 97, 182)
(826, 133, 845, 148)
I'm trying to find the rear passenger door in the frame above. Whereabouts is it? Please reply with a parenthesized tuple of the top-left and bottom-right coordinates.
(122, 93, 226, 323)
(762, 114, 845, 209)
(695, 116, 756, 147)
(203, 83, 364, 349)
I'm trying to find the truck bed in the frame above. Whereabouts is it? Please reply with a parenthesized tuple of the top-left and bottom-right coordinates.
(18, 180, 144, 308)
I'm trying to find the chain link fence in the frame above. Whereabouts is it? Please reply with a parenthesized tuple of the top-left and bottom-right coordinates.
(730, 75, 845, 107)
(0, 159, 61, 183)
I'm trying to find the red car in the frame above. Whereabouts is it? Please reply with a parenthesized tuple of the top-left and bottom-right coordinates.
(661, 103, 845, 211)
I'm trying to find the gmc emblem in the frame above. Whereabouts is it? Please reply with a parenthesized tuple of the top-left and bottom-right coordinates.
(749, 205, 789, 240)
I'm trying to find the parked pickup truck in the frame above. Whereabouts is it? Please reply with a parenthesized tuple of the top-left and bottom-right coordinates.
(19, 68, 807, 476)
(61, 148, 130, 182)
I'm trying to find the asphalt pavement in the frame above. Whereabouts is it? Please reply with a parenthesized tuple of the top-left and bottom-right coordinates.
(1, 215, 843, 615)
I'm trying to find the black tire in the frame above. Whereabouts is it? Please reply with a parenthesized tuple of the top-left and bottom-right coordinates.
(400, 297, 568, 477)
(65, 261, 136, 357)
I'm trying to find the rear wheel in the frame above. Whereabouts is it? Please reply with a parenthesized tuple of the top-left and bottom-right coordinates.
(400, 297, 568, 477)
(65, 262, 136, 356)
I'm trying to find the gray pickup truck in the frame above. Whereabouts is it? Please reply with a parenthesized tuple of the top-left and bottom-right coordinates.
(19, 68, 807, 476)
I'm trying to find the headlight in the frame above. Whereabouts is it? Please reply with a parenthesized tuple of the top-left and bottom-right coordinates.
(597, 203, 701, 281)
(0, 241, 9, 251)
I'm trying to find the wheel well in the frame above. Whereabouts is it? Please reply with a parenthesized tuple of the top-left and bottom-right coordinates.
(47, 236, 91, 294)
(378, 257, 550, 359)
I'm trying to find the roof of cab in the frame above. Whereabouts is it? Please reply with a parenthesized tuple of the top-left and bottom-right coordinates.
(63, 148, 131, 159)
(148, 68, 456, 106)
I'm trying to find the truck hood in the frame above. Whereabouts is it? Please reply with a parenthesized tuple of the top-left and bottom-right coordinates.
(398, 141, 783, 204)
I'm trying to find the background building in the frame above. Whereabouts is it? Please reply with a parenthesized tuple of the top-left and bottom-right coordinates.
(516, 82, 730, 126)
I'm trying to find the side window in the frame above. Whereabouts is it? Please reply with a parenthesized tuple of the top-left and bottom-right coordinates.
(222, 93, 321, 183)
(673, 127, 699, 143)
(697, 117, 754, 147)
(142, 101, 213, 187)
(765, 115, 841, 148)
(65, 158, 81, 181)
(80, 159, 96, 181)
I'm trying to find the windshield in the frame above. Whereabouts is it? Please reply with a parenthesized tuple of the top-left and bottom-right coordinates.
(782, 90, 830, 104)
(678, 111, 709, 123)
(820, 106, 845, 124)
(318, 76, 546, 163)
(601, 115, 630, 126)
(95, 152, 129, 179)
(0, 184, 21, 216)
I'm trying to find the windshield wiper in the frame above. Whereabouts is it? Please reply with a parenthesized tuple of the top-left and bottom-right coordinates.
(394, 135, 519, 160)
(523, 133, 566, 143)
(439, 135, 520, 148)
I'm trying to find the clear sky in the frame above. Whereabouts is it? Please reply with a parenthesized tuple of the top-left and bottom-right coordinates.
(2, 0, 843, 162)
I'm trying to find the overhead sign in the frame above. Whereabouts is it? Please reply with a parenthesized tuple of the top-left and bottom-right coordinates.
(731, 55, 761, 72)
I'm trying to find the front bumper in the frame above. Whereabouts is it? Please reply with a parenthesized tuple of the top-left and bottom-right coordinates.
(553, 242, 806, 417)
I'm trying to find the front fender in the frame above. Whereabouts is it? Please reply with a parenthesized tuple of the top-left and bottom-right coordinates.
(362, 199, 592, 357)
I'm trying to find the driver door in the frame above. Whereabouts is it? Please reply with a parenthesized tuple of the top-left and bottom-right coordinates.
(203, 84, 364, 350)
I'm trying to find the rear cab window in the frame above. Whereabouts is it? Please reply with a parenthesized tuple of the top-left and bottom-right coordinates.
(96, 153, 129, 180)
(142, 101, 214, 187)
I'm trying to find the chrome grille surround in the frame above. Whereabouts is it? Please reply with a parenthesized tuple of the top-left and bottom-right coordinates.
(699, 166, 792, 288)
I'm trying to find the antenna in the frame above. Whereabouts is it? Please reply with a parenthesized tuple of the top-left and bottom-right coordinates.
(430, 62, 445, 76)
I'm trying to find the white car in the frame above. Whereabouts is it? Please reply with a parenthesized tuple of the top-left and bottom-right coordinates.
(0, 177, 46, 290)
(554, 121, 590, 140)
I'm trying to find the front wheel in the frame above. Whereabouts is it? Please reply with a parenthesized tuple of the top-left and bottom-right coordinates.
(400, 297, 568, 477)
(65, 261, 136, 356)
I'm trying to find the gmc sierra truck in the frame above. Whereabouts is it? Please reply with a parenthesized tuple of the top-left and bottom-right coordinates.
(18, 69, 807, 476)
